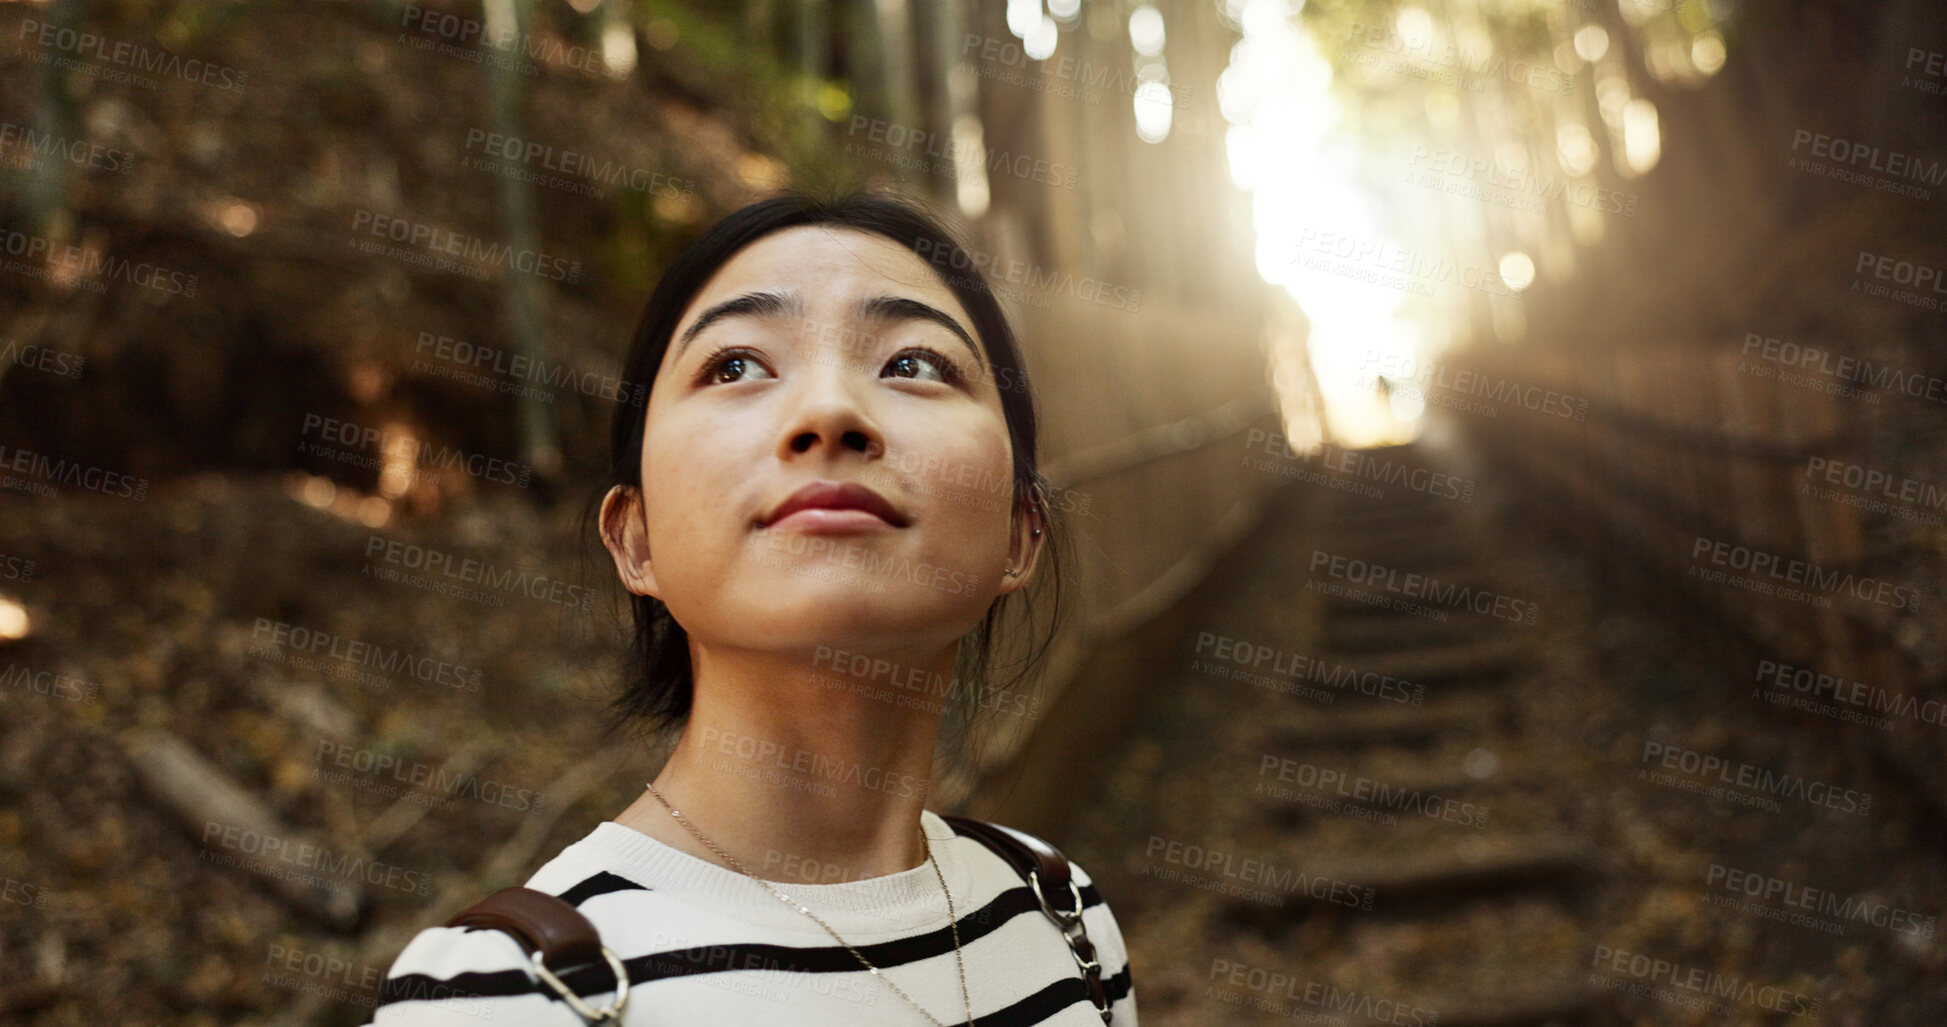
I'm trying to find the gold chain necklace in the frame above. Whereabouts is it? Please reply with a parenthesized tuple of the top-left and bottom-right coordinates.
(642, 782, 974, 1026)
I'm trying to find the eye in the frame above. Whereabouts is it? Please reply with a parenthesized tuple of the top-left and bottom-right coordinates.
(697, 345, 773, 385)
(882, 348, 960, 385)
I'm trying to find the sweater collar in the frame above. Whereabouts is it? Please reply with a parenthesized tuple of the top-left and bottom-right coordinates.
(569, 810, 977, 937)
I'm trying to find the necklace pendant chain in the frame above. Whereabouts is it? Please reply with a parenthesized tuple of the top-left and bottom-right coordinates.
(644, 782, 973, 1026)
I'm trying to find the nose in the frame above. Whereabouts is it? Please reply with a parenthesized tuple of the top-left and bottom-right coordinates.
(776, 368, 885, 463)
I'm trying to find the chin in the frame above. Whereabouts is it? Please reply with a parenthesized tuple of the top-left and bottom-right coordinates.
(729, 581, 988, 651)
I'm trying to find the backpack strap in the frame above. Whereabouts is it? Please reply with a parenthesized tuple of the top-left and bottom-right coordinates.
(941, 815, 1113, 1024)
(447, 886, 630, 1023)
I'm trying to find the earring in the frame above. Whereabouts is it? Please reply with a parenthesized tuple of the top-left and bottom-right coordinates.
(1007, 526, 1040, 578)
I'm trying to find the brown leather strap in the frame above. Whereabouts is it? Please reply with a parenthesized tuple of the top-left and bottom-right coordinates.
(942, 815, 1113, 1023)
(447, 886, 605, 971)
(941, 815, 1073, 897)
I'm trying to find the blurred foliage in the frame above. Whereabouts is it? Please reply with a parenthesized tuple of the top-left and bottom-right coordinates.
(0, 0, 896, 497)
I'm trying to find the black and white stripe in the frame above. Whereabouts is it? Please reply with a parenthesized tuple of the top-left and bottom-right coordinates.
(367, 816, 1137, 1025)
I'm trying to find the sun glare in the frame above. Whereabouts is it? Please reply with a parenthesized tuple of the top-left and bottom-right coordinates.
(1220, 0, 1723, 451)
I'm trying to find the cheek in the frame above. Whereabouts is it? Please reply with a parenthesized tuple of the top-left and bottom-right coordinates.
(637, 419, 752, 574)
(909, 420, 1017, 545)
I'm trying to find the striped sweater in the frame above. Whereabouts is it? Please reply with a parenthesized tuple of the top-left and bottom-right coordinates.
(365, 810, 1137, 1025)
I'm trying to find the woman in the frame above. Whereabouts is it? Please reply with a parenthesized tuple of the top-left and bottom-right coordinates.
(366, 193, 1137, 1025)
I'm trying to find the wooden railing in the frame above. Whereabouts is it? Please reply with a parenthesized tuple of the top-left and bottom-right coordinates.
(1446, 339, 1945, 812)
(945, 298, 1287, 826)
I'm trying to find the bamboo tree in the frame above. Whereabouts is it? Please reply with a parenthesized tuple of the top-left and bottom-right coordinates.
(795, 0, 828, 158)
(21, 0, 86, 239)
(483, 0, 562, 485)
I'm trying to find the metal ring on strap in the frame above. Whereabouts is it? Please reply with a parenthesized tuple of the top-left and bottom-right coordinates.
(943, 815, 1112, 1024)
(1029, 868, 1085, 926)
(1030, 869, 1111, 1023)
(531, 945, 630, 1024)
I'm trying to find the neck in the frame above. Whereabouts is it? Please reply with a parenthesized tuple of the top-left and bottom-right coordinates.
(617, 641, 954, 884)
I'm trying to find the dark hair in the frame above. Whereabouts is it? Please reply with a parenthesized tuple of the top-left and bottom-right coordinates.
(596, 191, 1064, 758)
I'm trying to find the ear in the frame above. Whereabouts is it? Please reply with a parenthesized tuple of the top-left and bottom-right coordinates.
(997, 490, 1046, 597)
(599, 484, 662, 598)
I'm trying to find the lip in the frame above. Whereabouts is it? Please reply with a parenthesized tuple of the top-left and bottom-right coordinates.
(760, 480, 909, 530)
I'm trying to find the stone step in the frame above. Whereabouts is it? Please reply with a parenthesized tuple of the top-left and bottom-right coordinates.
(1218, 835, 1597, 929)
(1334, 835, 1597, 899)
(1309, 527, 1477, 555)
(1318, 584, 1510, 621)
(1316, 509, 1471, 538)
(1384, 983, 1600, 1027)
(1323, 610, 1501, 654)
(1310, 556, 1487, 584)
(1264, 699, 1501, 749)
(1259, 769, 1522, 820)
(1345, 637, 1533, 689)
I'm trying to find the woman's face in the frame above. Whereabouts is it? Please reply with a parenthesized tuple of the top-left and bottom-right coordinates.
(605, 225, 1041, 658)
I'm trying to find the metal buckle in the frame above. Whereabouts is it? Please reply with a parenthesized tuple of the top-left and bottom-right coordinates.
(1030, 869, 1111, 1023)
(530, 945, 630, 1024)
(1064, 933, 1102, 977)
(1028, 868, 1084, 927)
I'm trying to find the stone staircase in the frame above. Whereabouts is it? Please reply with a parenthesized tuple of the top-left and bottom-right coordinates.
(1068, 444, 1618, 1026)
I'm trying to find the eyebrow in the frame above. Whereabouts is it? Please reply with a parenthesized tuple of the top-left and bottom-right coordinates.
(674, 290, 802, 359)
(856, 295, 987, 369)
(672, 290, 987, 369)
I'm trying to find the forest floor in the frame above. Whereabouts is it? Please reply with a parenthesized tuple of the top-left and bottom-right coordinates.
(0, 471, 669, 1026)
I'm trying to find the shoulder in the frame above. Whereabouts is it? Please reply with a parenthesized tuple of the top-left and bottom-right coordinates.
(940, 815, 1139, 1023)
(363, 842, 629, 1026)
(937, 813, 1111, 900)
(363, 920, 582, 1026)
